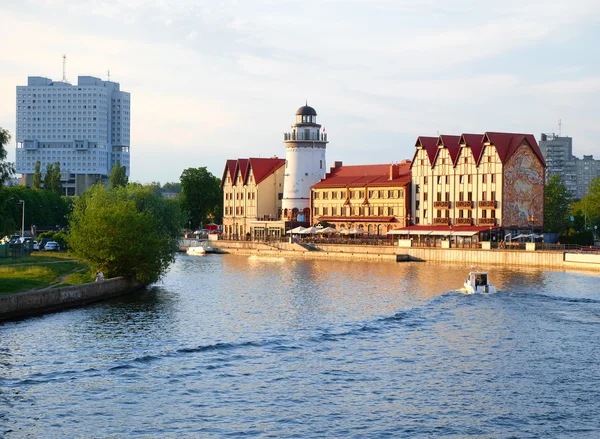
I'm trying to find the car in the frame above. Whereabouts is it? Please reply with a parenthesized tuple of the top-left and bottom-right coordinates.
(39, 238, 52, 250)
(8, 235, 21, 246)
(33, 241, 40, 251)
(44, 241, 60, 252)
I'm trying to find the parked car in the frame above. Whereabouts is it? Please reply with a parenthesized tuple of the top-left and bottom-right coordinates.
(8, 235, 21, 246)
(39, 238, 52, 250)
(33, 241, 40, 251)
(44, 241, 60, 252)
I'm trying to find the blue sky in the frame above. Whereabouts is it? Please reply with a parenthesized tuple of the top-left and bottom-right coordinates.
(1, 0, 599, 184)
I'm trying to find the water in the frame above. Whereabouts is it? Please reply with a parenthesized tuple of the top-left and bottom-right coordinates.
(2, 255, 600, 438)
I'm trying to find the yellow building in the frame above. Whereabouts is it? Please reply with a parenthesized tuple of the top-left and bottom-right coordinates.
(311, 161, 412, 235)
(409, 132, 545, 238)
(221, 158, 286, 239)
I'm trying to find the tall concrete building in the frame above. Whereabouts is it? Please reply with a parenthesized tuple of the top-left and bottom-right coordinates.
(15, 75, 131, 195)
(540, 133, 600, 199)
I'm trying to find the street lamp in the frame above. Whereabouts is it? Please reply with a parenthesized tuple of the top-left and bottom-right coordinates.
(406, 214, 411, 240)
(529, 214, 536, 242)
(18, 200, 25, 238)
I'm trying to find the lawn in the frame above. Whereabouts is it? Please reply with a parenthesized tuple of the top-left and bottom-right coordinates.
(0, 254, 91, 295)
(0, 252, 74, 266)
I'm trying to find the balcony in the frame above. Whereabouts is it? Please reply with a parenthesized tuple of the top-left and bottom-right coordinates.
(433, 217, 451, 225)
(479, 218, 496, 226)
(456, 218, 472, 225)
(283, 132, 328, 142)
(456, 201, 473, 209)
(433, 201, 451, 209)
(478, 200, 497, 208)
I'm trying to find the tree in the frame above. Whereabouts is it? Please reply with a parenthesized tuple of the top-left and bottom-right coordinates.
(68, 184, 183, 284)
(180, 167, 222, 229)
(544, 175, 572, 233)
(0, 128, 15, 185)
(43, 163, 54, 190)
(50, 161, 63, 195)
(583, 177, 600, 230)
(109, 161, 129, 189)
(33, 161, 42, 189)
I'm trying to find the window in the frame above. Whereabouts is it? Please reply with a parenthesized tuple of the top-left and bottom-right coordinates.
(437, 210, 442, 218)
(323, 207, 328, 215)
(320, 160, 323, 169)
(331, 206, 337, 216)
(424, 176, 428, 184)
(314, 192, 320, 199)
(482, 210, 487, 218)
(468, 210, 472, 218)
(488, 155, 492, 162)
(482, 174, 487, 183)
(416, 200, 420, 209)
(388, 190, 393, 198)
(415, 185, 420, 194)
(423, 192, 428, 201)
(491, 191, 496, 200)
(468, 192, 472, 201)
(459, 192, 464, 201)
(460, 175, 464, 184)
(445, 176, 449, 184)
(437, 192, 442, 201)
(424, 209, 428, 218)
(459, 210, 464, 218)
(468, 175, 472, 184)
(445, 192, 450, 201)
(491, 174, 496, 183)
(482, 192, 486, 201)
(491, 209, 496, 219)
(438, 176, 442, 184)
(323, 192, 328, 200)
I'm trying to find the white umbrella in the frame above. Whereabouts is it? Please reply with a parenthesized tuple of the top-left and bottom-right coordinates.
(298, 226, 319, 234)
(386, 229, 406, 235)
(286, 226, 306, 234)
(344, 227, 363, 235)
(317, 227, 338, 234)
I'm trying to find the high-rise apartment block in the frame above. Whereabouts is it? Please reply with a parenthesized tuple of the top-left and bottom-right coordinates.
(15, 75, 131, 195)
(540, 133, 600, 199)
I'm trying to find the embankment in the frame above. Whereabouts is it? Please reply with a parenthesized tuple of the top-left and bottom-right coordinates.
(0, 276, 144, 321)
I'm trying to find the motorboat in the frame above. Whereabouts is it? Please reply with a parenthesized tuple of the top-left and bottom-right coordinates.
(186, 241, 206, 256)
(463, 271, 497, 294)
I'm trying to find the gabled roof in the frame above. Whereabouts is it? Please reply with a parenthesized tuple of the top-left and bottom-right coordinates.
(435, 135, 461, 165)
(312, 163, 411, 189)
(221, 159, 238, 187)
(459, 133, 486, 164)
(234, 159, 250, 183)
(413, 136, 438, 167)
(483, 132, 545, 167)
(248, 158, 286, 184)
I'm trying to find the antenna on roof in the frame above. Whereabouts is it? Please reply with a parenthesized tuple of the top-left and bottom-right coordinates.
(558, 118, 562, 137)
(62, 54, 67, 82)
(108, 69, 111, 82)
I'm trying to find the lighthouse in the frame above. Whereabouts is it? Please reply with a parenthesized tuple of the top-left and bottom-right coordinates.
(282, 103, 328, 220)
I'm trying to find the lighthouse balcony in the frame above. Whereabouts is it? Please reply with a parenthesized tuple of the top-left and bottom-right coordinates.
(284, 132, 328, 142)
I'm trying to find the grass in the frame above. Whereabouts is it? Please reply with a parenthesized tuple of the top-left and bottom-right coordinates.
(0, 251, 75, 266)
(0, 260, 90, 295)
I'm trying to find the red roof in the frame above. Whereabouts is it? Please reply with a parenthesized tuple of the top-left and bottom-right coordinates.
(436, 135, 461, 165)
(413, 136, 438, 166)
(221, 159, 238, 187)
(248, 158, 286, 184)
(234, 159, 249, 183)
(459, 133, 485, 164)
(311, 163, 411, 189)
(483, 132, 545, 167)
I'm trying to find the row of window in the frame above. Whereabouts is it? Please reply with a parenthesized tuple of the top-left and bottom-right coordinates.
(314, 189, 404, 200)
(421, 209, 496, 219)
(314, 206, 398, 216)
(420, 191, 497, 202)
(423, 174, 497, 185)
(418, 155, 496, 166)
(225, 192, 256, 200)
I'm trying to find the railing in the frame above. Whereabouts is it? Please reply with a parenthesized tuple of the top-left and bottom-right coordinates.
(433, 201, 451, 209)
(283, 132, 327, 142)
(478, 218, 496, 225)
(455, 218, 472, 225)
(433, 217, 451, 225)
(456, 201, 473, 209)
(478, 200, 497, 208)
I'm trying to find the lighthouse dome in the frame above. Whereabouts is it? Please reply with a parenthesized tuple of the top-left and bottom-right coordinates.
(295, 105, 317, 116)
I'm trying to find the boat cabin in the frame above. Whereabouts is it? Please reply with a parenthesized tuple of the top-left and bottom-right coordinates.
(467, 272, 489, 287)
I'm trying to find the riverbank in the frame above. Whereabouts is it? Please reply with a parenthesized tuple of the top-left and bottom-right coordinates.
(203, 240, 600, 271)
(0, 276, 144, 321)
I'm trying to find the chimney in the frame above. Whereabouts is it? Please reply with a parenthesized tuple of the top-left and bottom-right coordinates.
(389, 163, 400, 180)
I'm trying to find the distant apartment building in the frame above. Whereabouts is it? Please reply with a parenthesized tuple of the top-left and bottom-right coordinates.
(540, 133, 600, 199)
(15, 75, 131, 196)
(221, 157, 286, 239)
(409, 132, 545, 237)
(310, 161, 412, 235)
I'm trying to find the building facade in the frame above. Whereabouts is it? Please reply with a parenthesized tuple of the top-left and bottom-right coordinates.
(282, 104, 328, 221)
(15, 75, 131, 195)
(539, 133, 600, 199)
(221, 157, 286, 239)
(311, 161, 411, 235)
(410, 132, 545, 237)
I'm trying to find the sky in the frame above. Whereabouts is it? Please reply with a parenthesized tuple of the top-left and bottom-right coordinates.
(1, 0, 599, 184)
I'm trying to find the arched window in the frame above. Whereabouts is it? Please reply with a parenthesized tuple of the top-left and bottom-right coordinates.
(368, 225, 372, 235)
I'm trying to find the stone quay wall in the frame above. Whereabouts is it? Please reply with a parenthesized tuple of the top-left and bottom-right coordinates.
(210, 240, 600, 271)
(0, 276, 144, 321)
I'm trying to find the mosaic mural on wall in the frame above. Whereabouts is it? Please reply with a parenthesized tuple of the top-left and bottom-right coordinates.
(503, 143, 544, 228)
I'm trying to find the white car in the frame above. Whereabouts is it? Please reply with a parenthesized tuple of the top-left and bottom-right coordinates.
(33, 241, 40, 251)
(44, 241, 60, 252)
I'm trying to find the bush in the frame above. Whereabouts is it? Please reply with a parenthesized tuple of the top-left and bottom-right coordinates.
(68, 184, 183, 284)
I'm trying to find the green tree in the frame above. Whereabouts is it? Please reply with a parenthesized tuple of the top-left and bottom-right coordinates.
(109, 161, 129, 189)
(583, 177, 600, 230)
(50, 161, 63, 195)
(43, 163, 54, 190)
(162, 182, 182, 193)
(33, 161, 42, 189)
(68, 184, 182, 284)
(544, 175, 572, 233)
(0, 128, 15, 185)
(180, 167, 222, 229)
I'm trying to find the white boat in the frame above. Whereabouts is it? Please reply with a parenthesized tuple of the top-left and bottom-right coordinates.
(187, 241, 206, 256)
(463, 271, 497, 294)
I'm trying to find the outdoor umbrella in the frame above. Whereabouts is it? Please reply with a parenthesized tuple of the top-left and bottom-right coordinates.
(286, 226, 306, 234)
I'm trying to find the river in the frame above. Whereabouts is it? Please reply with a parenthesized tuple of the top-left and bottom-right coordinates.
(2, 255, 600, 438)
